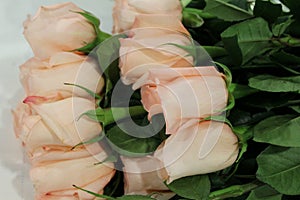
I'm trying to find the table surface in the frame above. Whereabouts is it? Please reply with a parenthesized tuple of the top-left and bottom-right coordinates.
(0, 1, 114, 199)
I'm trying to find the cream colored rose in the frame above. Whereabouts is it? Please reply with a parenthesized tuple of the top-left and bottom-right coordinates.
(155, 121, 239, 183)
(119, 15, 193, 85)
(113, 0, 182, 33)
(138, 67, 228, 134)
(23, 2, 96, 59)
(121, 156, 174, 200)
(13, 96, 103, 163)
(31, 150, 115, 200)
(20, 52, 104, 98)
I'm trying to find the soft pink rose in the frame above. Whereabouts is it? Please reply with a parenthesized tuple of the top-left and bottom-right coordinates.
(31, 151, 115, 200)
(155, 121, 239, 183)
(119, 15, 193, 85)
(121, 156, 174, 200)
(13, 96, 102, 163)
(138, 67, 228, 134)
(20, 52, 104, 98)
(24, 2, 96, 59)
(113, 0, 182, 33)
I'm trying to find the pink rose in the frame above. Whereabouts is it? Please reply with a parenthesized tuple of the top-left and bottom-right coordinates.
(155, 121, 239, 183)
(13, 96, 102, 163)
(119, 15, 193, 85)
(121, 156, 174, 200)
(138, 67, 228, 134)
(113, 0, 182, 33)
(24, 2, 96, 59)
(31, 151, 115, 200)
(20, 52, 104, 98)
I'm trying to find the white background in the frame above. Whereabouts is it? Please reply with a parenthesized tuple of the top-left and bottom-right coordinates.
(0, 1, 114, 199)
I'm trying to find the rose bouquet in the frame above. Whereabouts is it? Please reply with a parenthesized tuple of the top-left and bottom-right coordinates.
(13, 0, 300, 200)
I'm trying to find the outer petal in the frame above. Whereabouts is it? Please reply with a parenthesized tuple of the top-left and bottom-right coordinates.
(113, 0, 182, 33)
(132, 14, 188, 35)
(119, 36, 193, 85)
(24, 97, 102, 147)
(155, 121, 239, 183)
(139, 67, 228, 134)
(31, 151, 115, 199)
(121, 156, 174, 200)
(128, 0, 181, 13)
(23, 2, 96, 59)
(20, 52, 104, 98)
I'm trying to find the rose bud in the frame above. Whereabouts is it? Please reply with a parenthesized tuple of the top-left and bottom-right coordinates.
(20, 52, 104, 98)
(23, 2, 96, 59)
(155, 121, 239, 183)
(138, 67, 228, 134)
(119, 15, 193, 85)
(121, 156, 174, 200)
(113, 0, 182, 33)
(13, 96, 102, 163)
(31, 150, 115, 200)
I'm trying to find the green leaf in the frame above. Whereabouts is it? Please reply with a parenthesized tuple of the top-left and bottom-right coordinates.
(229, 0, 251, 10)
(253, 115, 300, 147)
(228, 109, 275, 126)
(254, 0, 282, 23)
(204, 0, 253, 22)
(183, 8, 205, 28)
(272, 16, 294, 37)
(167, 175, 211, 200)
(209, 181, 261, 200)
(221, 35, 243, 66)
(183, 8, 216, 19)
(203, 46, 228, 58)
(221, 18, 273, 65)
(290, 105, 300, 113)
(257, 146, 300, 195)
(270, 50, 300, 65)
(181, 0, 193, 8)
(105, 115, 165, 157)
(241, 93, 298, 111)
(248, 75, 300, 93)
(229, 83, 259, 99)
(246, 184, 282, 200)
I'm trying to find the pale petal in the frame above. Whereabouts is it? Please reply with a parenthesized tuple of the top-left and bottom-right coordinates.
(156, 121, 239, 183)
(31, 151, 115, 199)
(132, 14, 188, 35)
(24, 2, 95, 59)
(25, 97, 102, 147)
(119, 38, 193, 85)
(121, 156, 174, 200)
(20, 52, 104, 98)
(113, 0, 182, 33)
(139, 67, 228, 134)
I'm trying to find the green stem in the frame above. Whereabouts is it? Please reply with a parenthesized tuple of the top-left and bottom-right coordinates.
(275, 35, 300, 47)
(110, 106, 147, 123)
(82, 106, 147, 127)
(209, 181, 262, 200)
